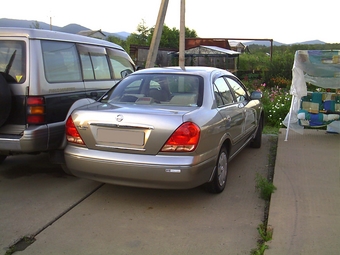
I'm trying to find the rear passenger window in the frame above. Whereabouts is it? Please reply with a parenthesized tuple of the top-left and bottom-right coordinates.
(78, 44, 111, 81)
(91, 53, 111, 80)
(42, 41, 81, 83)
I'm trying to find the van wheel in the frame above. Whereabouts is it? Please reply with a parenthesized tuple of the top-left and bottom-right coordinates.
(0, 74, 12, 127)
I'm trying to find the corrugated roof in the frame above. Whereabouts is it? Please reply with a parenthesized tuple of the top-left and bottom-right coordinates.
(199, 45, 241, 55)
(229, 41, 245, 47)
(170, 45, 241, 58)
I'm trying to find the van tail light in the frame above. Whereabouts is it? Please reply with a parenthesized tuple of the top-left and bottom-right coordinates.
(161, 122, 200, 152)
(26, 96, 46, 124)
(65, 116, 85, 145)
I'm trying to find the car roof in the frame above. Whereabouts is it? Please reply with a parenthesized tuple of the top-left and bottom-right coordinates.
(132, 66, 235, 77)
(0, 27, 124, 51)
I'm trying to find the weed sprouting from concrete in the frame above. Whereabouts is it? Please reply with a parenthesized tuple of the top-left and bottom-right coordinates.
(255, 173, 277, 201)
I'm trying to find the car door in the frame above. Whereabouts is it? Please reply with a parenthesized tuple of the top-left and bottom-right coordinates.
(213, 77, 244, 149)
(225, 76, 257, 137)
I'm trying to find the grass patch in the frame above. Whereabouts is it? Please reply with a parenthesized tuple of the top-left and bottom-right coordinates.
(251, 242, 269, 255)
(258, 223, 273, 242)
(255, 173, 277, 201)
(251, 136, 278, 255)
(250, 224, 274, 255)
(263, 125, 280, 135)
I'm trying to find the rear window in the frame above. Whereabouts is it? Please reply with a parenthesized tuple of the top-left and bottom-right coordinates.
(0, 40, 26, 83)
(101, 73, 204, 107)
(107, 48, 134, 79)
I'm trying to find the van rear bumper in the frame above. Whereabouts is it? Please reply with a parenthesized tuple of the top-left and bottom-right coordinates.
(0, 123, 65, 154)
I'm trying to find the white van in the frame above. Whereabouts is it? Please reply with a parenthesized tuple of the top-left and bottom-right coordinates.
(0, 27, 135, 164)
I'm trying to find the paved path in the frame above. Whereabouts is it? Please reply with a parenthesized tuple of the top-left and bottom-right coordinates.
(1, 136, 274, 255)
(266, 129, 340, 255)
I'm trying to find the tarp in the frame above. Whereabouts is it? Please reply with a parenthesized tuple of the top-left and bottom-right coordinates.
(283, 50, 340, 140)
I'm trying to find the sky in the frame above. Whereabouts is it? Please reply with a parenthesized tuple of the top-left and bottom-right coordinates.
(1, 0, 339, 44)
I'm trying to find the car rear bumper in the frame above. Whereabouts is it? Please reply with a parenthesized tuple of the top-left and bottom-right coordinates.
(64, 145, 216, 189)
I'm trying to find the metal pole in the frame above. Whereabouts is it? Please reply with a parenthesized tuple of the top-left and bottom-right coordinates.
(145, 0, 169, 68)
(284, 94, 295, 141)
(179, 0, 185, 69)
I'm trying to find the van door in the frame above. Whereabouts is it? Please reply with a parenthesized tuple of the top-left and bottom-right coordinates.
(40, 40, 86, 123)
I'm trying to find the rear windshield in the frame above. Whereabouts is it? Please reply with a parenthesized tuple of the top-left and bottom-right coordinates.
(101, 73, 204, 107)
(0, 40, 26, 83)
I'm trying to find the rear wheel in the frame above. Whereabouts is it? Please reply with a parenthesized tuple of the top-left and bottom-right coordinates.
(205, 147, 228, 194)
(0, 74, 12, 127)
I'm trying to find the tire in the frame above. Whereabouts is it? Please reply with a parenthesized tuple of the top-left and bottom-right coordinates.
(205, 147, 228, 194)
(0, 74, 12, 127)
(0, 155, 7, 164)
(250, 117, 263, 148)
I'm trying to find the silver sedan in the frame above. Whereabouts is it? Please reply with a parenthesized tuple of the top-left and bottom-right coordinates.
(64, 66, 263, 193)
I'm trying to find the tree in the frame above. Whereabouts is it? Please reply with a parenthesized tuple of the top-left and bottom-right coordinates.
(147, 25, 197, 49)
(126, 19, 150, 47)
(107, 36, 128, 52)
(123, 20, 197, 54)
(126, 19, 198, 49)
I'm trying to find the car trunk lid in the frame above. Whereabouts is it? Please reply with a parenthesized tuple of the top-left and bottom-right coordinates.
(71, 103, 196, 154)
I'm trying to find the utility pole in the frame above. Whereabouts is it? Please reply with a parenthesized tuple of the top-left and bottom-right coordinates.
(145, 0, 169, 68)
(179, 0, 185, 69)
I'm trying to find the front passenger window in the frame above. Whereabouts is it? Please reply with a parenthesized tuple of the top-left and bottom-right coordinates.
(214, 77, 234, 106)
(226, 77, 247, 102)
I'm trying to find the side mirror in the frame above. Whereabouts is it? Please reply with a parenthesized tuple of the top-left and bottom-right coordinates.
(120, 69, 133, 78)
(250, 91, 262, 100)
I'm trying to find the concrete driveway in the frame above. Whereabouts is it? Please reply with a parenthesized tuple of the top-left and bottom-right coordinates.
(0, 135, 274, 255)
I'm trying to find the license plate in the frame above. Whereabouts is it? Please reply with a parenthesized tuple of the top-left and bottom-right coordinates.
(97, 128, 145, 146)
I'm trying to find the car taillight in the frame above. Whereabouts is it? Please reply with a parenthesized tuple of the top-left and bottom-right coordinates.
(65, 116, 85, 145)
(161, 122, 200, 152)
(26, 96, 46, 124)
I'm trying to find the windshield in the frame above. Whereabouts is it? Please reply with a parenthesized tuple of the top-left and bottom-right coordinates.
(0, 40, 26, 83)
(100, 73, 204, 107)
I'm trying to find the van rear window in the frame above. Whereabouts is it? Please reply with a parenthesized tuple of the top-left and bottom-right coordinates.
(0, 40, 26, 83)
(42, 41, 82, 83)
(107, 48, 134, 79)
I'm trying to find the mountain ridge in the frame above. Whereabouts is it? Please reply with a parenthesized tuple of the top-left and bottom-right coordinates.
(0, 18, 327, 45)
(0, 18, 129, 40)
